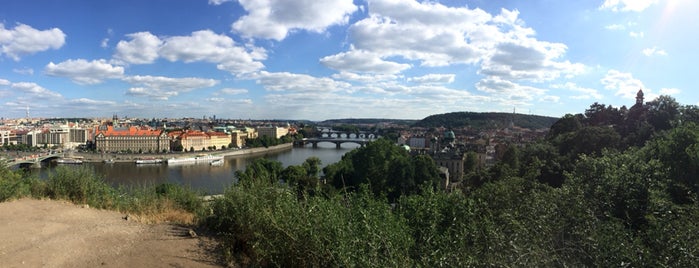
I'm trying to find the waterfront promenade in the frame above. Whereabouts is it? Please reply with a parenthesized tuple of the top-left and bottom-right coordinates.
(72, 143, 293, 163)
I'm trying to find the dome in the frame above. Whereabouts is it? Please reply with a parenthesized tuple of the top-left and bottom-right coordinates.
(444, 130, 455, 139)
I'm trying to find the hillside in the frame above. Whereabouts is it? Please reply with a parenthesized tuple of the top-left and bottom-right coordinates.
(413, 111, 559, 130)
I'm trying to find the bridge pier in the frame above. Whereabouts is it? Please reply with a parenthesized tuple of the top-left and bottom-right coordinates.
(312, 142, 318, 148)
(336, 142, 341, 149)
(31, 161, 41, 169)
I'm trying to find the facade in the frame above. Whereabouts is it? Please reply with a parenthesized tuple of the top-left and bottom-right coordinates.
(207, 131, 231, 149)
(257, 126, 289, 139)
(94, 125, 169, 153)
(408, 135, 428, 148)
(0, 130, 17, 146)
(431, 150, 467, 182)
(169, 130, 231, 151)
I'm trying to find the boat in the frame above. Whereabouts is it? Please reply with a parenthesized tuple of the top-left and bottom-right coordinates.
(168, 155, 223, 165)
(210, 159, 223, 166)
(135, 158, 163, 164)
(103, 159, 115, 164)
(57, 158, 83, 165)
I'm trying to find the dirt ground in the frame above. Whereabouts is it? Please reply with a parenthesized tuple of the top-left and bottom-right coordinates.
(0, 198, 223, 268)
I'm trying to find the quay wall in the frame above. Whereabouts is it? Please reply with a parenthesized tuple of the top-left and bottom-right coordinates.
(72, 143, 293, 163)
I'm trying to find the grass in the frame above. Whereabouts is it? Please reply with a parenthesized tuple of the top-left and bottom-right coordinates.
(0, 164, 205, 225)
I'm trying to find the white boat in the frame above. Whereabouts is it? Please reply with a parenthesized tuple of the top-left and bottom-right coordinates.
(210, 159, 223, 166)
(168, 155, 223, 165)
(57, 158, 83, 165)
(135, 158, 163, 164)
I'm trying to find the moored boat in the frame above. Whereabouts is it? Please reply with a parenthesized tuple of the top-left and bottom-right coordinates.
(57, 158, 83, 165)
(135, 158, 163, 164)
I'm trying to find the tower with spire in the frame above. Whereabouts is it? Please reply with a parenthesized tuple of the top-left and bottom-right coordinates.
(635, 89, 644, 106)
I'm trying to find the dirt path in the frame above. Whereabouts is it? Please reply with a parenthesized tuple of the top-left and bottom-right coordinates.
(0, 199, 222, 268)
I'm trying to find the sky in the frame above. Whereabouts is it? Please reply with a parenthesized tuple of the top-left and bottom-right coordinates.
(0, 0, 697, 121)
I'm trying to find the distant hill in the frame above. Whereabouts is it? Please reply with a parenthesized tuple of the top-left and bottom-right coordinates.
(319, 118, 418, 126)
(413, 112, 559, 130)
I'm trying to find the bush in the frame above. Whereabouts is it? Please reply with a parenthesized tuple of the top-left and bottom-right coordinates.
(45, 166, 118, 208)
(205, 183, 413, 267)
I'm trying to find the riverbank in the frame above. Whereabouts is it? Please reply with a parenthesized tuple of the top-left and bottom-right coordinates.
(71, 143, 293, 163)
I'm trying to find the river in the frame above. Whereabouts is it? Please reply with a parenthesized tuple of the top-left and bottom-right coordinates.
(32, 143, 359, 195)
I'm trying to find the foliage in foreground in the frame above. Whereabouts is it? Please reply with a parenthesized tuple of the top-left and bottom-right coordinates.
(0, 165, 202, 224)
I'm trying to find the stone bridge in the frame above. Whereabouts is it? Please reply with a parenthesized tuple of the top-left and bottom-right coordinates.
(294, 138, 374, 149)
(4, 153, 63, 168)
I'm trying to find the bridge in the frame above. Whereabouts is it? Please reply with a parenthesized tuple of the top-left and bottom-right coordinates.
(294, 138, 374, 149)
(3, 153, 63, 168)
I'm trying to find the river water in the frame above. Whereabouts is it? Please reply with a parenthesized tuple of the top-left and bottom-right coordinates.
(33, 143, 358, 195)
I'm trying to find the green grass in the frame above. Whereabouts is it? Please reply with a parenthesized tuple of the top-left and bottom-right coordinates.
(0, 164, 204, 225)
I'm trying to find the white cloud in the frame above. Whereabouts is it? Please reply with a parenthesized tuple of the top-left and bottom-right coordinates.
(113, 30, 266, 74)
(475, 76, 546, 104)
(232, 0, 358, 41)
(552, 82, 603, 100)
(600, 70, 646, 99)
(11, 82, 62, 99)
(113, 32, 162, 64)
(600, 0, 658, 12)
(328, 0, 583, 86)
(208, 0, 232, 5)
(331, 71, 401, 83)
(159, 30, 266, 74)
(68, 98, 117, 106)
(45, 59, 124, 84)
(122, 75, 219, 100)
(250, 71, 351, 93)
(642, 47, 668, 56)
(0, 23, 65, 61)
(320, 49, 411, 74)
(605, 24, 625, 30)
(408, 74, 455, 84)
(629, 31, 645, 38)
(659, 88, 680, 95)
(541, 95, 560, 103)
(12, 68, 33, 75)
(218, 88, 248, 95)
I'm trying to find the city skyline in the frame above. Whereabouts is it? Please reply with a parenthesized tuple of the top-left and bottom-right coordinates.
(1, 0, 696, 120)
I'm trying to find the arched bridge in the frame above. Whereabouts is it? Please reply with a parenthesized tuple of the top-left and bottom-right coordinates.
(294, 138, 374, 149)
(4, 153, 63, 168)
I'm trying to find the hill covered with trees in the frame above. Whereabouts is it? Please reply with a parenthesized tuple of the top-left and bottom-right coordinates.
(413, 111, 559, 129)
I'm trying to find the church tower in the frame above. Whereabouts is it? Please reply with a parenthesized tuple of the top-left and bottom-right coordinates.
(635, 89, 644, 106)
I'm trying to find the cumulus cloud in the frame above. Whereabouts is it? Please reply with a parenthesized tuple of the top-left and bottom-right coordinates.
(11, 82, 62, 99)
(113, 30, 265, 74)
(45, 59, 124, 84)
(0, 23, 65, 61)
(250, 71, 351, 93)
(600, 0, 658, 12)
(642, 47, 667, 56)
(113, 32, 162, 64)
(475, 76, 546, 105)
(320, 49, 411, 74)
(605, 24, 625, 30)
(408, 74, 455, 84)
(122, 75, 219, 100)
(232, 0, 358, 41)
(324, 0, 583, 87)
(601, 70, 646, 99)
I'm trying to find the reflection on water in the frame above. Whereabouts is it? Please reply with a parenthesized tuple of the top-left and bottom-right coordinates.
(34, 143, 359, 195)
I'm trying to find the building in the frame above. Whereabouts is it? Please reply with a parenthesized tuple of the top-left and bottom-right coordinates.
(431, 150, 467, 182)
(169, 130, 231, 151)
(0, 130, 17, 146)
(207, 131, 231, 149)
(94, 125, 169, 153)
(257, 126, 289, 139)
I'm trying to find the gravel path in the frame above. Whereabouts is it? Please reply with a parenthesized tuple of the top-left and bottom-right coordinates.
(0, 199, 222, 268)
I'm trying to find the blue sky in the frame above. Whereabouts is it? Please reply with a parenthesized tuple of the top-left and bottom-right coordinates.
(0, 0, 696, 120)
